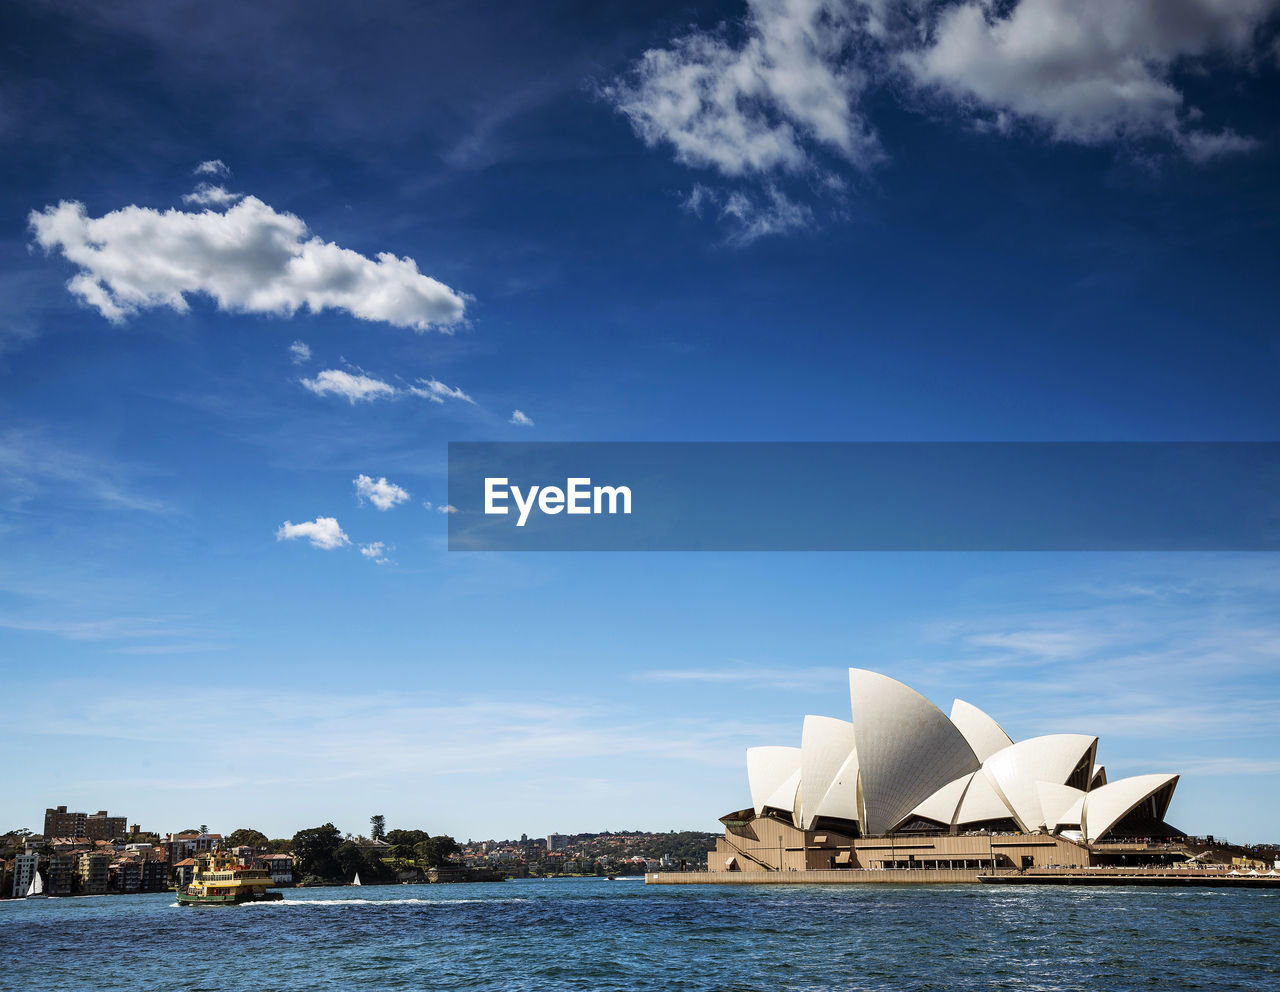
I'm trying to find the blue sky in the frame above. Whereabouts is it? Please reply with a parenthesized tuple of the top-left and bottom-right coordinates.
(2, 0, 1278, 843)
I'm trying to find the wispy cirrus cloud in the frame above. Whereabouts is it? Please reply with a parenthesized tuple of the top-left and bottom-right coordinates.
(636, 665, 844, 690)
(409, 377, 474, 404)
(0, 427, 167, 513)
(300, 368, 474, 407)
(14, 686, 763, 781)
(0, 613, 190, 641)
(181, 182, 244, 207)
(193, 159, 231, 177)
(29, 186, 467, 330)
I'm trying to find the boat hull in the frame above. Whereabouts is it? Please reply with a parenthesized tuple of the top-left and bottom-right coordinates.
(176, 890, 284, 906)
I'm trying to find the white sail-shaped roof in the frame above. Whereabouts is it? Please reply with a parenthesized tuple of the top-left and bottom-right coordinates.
(982, 734, 1097, 832)
(1082, 773, 1179, 844)
(747, 746, 801, 816)
(950, 699, 1015, 762)
(1037, 783, 1086, 832)
(849, 669, 980, 836)
(800, 715, 860, 829)
(766, 769, 802, 824)
(908, 773, 971, 828)
(818, 750, 861, 824)
(954, 769, 1013, 826)
(736, 670, 1180, 842)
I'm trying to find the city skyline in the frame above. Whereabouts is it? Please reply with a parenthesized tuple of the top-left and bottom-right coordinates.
(2, 1, 1278, 843)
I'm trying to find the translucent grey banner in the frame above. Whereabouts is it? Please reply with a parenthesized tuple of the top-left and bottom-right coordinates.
(447, 442, 1280, 551)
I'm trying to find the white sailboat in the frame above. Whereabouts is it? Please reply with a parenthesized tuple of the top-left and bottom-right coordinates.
(26, 871, 48, 899)
(352, 872, 362, 886)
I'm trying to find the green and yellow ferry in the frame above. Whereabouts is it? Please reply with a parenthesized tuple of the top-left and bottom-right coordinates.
(176, 850, 284, 906)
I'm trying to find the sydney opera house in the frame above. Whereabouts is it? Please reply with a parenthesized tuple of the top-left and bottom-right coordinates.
(709, 669, 1183, 877)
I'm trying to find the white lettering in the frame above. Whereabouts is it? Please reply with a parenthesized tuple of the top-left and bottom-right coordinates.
(594, 485, 631, 515)
(484, 477, 509, 515)
(512, 485, 539, 527)
(539, 486, 565, 515)
(566, 477, 591, 514)
(484, 477, 632, 525)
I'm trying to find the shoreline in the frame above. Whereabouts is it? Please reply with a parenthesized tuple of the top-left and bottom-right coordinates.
(647, 867, 1280, 887)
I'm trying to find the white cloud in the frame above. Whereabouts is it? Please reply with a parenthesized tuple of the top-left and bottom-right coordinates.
(905, 0, 1277, 155)
(699, 184, 816, 244)
(193, 159, 230, 177)
(636, 665, 843, 689)
(605, 0, 882, 178)
(181, 183, 244, 207)
(300, 369, 398, 403)
(359, 541, 390, 563)
(965, 629, 1103, 661)
(354, 474, 409, 511)
(509, 409, 534, 426)
(409, 377, 474, 404)
(608, 0, 1272, 239)
(29, 194, 467, 330)
(275, 516, 350, 550)
(437, 504, 458, 514)
(289, 339, 312, 364)
(1179, 127, 1260, 163)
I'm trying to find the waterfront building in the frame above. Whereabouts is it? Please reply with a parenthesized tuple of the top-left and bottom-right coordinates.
(172, 857, 196, 888)
(46, 854, 75, 895)
(546, 833, 568, 852)
(260, 853, 294, 884)
(709, 669, 1184, 876)
(110, 858, 142, 893)
(86, 811, 128, 841)
(75, 852, 110, 895)
(43, 806, 128, 841)
(140, 860, 170, 892)
(11, 852, 38, 897)
(44, 806, 87, 838)
(164, 831, 221, 864)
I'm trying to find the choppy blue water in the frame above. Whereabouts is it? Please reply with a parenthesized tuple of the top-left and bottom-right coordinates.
(2, 878, 1277, 991)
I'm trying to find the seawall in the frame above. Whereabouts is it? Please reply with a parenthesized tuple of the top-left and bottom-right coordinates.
(646, 869, 984, 885)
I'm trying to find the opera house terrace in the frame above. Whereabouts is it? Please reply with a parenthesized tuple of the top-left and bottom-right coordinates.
(657, 669, 1205, 885)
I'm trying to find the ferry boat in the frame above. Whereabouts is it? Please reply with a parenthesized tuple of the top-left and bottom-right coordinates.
(176, 849, 284, 906)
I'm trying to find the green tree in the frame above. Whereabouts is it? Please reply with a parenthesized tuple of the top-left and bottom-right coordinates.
(386, 828, 430, 860)
(226, 828, 269, 849)
(336, 841, 365, 882)
(414, 835, 461, 867)
(292, 823, 343, 881)
(369, 815, 386, 841)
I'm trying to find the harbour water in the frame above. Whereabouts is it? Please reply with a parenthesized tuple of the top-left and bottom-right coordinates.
(2, 878, 1277, 991)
